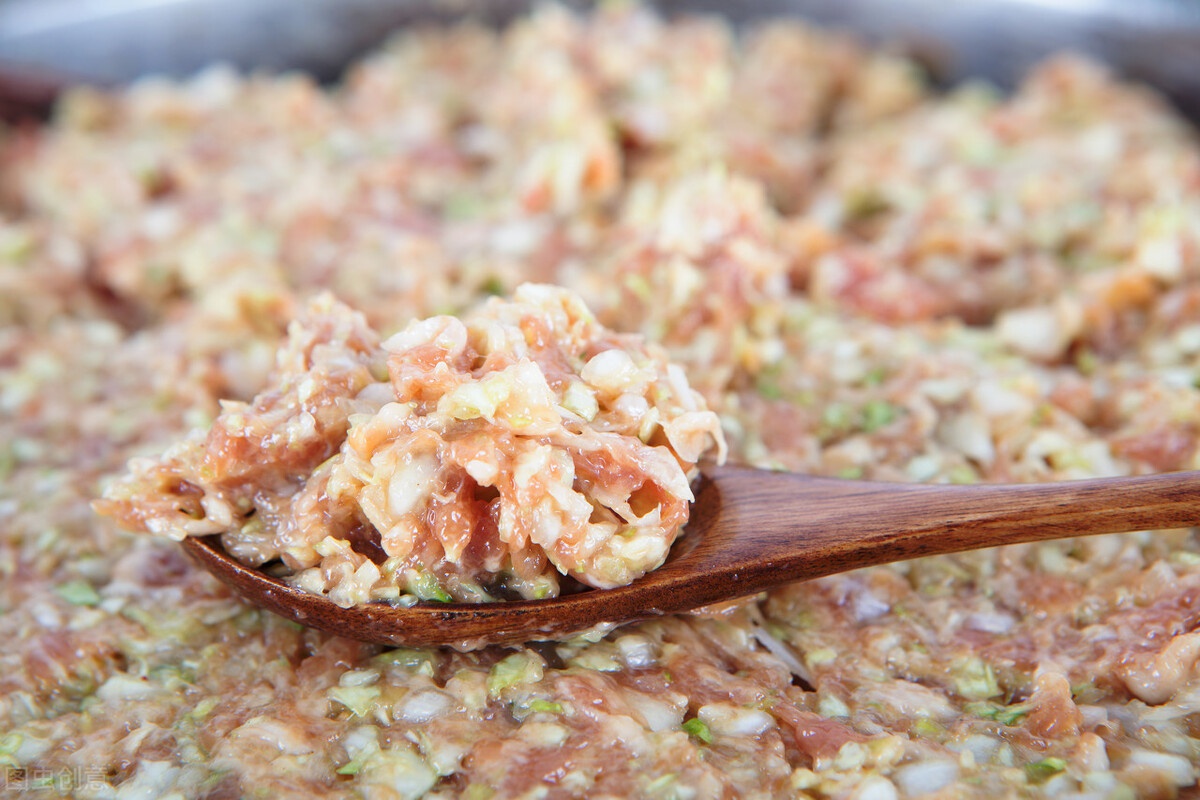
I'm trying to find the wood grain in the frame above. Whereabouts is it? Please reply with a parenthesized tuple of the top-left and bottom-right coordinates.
(183, 465, 1200, 648)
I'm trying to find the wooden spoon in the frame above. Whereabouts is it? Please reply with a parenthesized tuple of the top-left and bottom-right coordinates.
(182, 465, 1200, 649)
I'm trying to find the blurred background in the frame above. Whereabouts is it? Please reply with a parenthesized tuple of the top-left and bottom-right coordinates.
(3, 0, 1200, 121)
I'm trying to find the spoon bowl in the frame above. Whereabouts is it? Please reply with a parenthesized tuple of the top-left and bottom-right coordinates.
(182, 465, 1200, 648)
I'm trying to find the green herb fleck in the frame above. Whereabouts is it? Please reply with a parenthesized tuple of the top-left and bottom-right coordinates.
(820, 403, 854, 439)
(964, 700, 1029, 725)
(624, 274, 654, 304)
(1075, 348, 1099, 376)
(55, 579, 101, 607)
(487, 652, 544, 698)
(863, 367, 888, 387)
(327, 685, 382, 718)
(374, 647, 437, 676)
(948, 464, 978, 484)
(755, 365, 785, 400)
(336, 759, 363, 776)
(406, 570, 453, 603)
(1025, 756, 1067, 783)
(952, 656, 1001, 701)
(682, 717, 712, 744)
(862, 400, 898, 432)
(527, 699, 564, 715)
(1070, 681, 1105, 705)
(445, 193, 487, 220)
(911, 718, 944, 737)
(0, 228, 35, 261)
(1030, 402, 1054, 427)
(995, 704, 1031, 726)
(0, 732, 22, 768)
(188, 697, 220, 722)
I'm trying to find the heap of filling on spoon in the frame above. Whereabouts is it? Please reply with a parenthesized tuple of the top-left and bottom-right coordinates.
(97, 284, 725, 606)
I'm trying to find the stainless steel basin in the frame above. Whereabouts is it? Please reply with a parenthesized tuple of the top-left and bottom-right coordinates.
(2, 0, 1200, 120)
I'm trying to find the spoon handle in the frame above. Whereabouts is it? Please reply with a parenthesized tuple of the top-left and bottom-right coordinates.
(181, 466, 1200, 649)
(671, 466, 1200, 602)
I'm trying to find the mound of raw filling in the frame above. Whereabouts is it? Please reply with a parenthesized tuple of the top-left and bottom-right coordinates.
(97, 284, 725, 605)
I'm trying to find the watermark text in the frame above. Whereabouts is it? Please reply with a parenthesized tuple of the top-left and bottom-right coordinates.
(3, 766, 109, 792)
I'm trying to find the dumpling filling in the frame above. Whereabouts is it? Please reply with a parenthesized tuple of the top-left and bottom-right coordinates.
(97, 284, 725, 605)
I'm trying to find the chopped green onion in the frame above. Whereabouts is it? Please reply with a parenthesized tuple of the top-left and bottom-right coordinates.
(862, 399, 898, 432)
(527, 699, 564, 715)
(682, 718, 712, 744)
(1025, 756, 1067, 783)
(55, 579, 101, 607)
(487, 652, 544, 699)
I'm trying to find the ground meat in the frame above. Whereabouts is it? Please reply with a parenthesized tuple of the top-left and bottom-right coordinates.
(98, 285, 724, 605)
(6, 3, 1200, 798)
